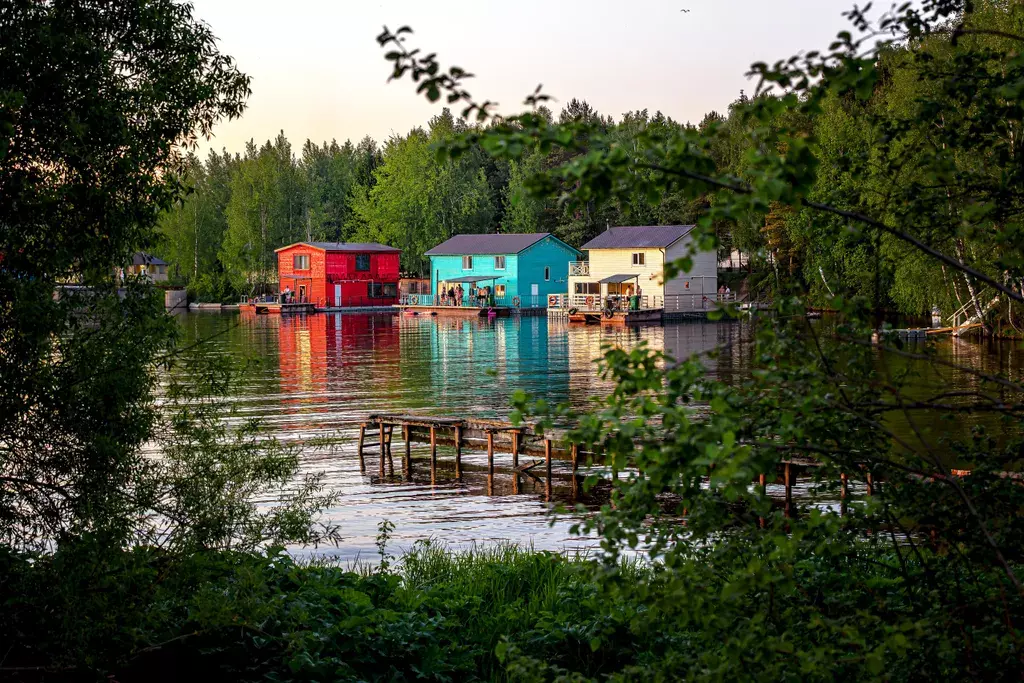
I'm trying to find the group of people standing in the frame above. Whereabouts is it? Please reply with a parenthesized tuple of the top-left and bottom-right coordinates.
(439, 283, 494, 307)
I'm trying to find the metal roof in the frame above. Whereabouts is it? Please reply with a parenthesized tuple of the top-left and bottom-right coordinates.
(581, 225, 695, 250)
(598, 273, 640, 284)
(439, 275, 505, 284)
(274, 242, 401, 253)
(132, 252, 166, 266)
(424, 233, 551, 256)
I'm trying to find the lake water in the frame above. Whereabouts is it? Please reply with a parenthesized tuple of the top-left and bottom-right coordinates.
(176, 312, 1023, 562)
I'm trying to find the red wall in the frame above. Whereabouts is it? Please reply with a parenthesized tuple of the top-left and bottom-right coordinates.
(277, 244, 326, 304)
(277, 245, 400, 307)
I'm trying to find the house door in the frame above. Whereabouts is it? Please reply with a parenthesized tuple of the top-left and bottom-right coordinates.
(334, 284, 341, 307)
(298, 285, 307, 303)
(530, 283, 539, 305)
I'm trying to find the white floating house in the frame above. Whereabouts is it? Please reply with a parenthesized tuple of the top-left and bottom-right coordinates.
(567, 225, 718, 315)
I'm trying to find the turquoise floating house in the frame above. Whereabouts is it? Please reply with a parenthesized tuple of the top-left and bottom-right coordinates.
(424, 233, 581, 308)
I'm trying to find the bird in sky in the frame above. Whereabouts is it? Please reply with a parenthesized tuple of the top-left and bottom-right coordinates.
(680, 8, 690, 12)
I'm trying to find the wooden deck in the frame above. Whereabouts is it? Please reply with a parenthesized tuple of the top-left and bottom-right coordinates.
(239, 302, 316, 315)
(568, 309, 664, 325)
(395, 305, 545, 318)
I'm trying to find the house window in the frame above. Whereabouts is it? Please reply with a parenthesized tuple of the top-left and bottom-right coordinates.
(494, 255, 506, 270)
(355, 254, 370, 271)
(495, 284, 506, 297)
(462, 255, 473, 270)
(574, 282, 600, 295)
(632, 253, 645, 266)
(293, 254, 310, 270)
(368, 282, 398, 298)
(544, 266, 550, 281)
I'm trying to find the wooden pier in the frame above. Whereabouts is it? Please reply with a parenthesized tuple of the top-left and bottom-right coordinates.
(354, 413, 882, 518)
(357, 414, 580, 499)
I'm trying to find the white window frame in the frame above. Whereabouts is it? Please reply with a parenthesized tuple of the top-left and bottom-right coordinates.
(495, 284, 507, 297)
(632, 252, 645, 266)
(494, 255, 506, 270)
(544, 266, 550, 281)
(462, 255, 473, 270)
(294, 254, 310, 270)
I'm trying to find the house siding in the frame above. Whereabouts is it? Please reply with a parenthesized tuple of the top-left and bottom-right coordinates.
(277, 244, 401, 307)
(428, 235, 580, 305)
(568, 233, 717, 311)
(663, 237, 717, 313)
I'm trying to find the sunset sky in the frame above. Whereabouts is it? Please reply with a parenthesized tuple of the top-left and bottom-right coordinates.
(189, 0, 866, 156)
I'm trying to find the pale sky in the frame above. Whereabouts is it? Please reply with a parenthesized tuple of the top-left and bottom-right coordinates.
(189, 0, 865, 156)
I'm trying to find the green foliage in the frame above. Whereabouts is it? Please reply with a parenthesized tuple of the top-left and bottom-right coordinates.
(1, 541, 1019, 681)
(0, 0, 250, 549)
(378, 1, 1024, 678)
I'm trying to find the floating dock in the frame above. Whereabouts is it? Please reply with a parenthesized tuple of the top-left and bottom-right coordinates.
(239, 301, 316, 315)
(395, 304, 545, 318)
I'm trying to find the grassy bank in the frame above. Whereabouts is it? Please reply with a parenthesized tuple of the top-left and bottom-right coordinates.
(1, 538, 1021, 682)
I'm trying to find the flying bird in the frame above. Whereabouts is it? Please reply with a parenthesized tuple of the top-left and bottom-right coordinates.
(680, 8, 690, 12)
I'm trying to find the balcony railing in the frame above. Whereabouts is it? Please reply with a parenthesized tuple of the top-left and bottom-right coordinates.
(399, 294, 544, 309)
(569, 261, 590, 277)
(546, 293, 738, 313)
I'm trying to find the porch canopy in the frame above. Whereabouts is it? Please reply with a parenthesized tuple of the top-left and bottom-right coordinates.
(441, 275, 504, 284)
(598, 273, 639, 284)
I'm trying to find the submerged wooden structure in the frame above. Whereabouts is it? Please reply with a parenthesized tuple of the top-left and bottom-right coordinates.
(358, 414, 581, 498)
(355, 413, 881, 519)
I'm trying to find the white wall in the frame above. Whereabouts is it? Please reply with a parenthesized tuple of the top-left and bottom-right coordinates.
(664, 235, 717, 313)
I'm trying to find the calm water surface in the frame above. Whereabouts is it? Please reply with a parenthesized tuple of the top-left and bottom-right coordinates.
(176, 312, 1024, 561)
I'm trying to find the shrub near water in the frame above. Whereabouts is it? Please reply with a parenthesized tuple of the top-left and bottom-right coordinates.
(1, 539, 1020, 681)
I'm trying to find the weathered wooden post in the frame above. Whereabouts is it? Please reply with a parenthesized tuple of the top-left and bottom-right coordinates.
(840, 472, 848, 499)
(544, 438, 553, 502)
(866, 472, 874, 497)
(758, 473, 767, 529)
(403, 425, 411, 480)
(487, 431, 495, 479)
(454, 425, 462, 481)
(511, 430, 520, 495)
(378, 422, 386, 478)
(357, 424, 366, 474)
(386, 425, 395, 476)
(430, 425, 437, 485)
(784, 462, 793, 518)
(571, 443, 579, 500)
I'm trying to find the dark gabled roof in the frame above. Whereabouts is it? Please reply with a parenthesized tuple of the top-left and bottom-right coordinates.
(424, 233, 552, 256)
(274, 242, 401, 253)
(581, 225, 695, 250)
(132, 252, 166, 266)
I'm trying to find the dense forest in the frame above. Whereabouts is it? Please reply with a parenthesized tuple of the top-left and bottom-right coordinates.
(159, 53, 1023, 333)
(157, 102, 719, 300)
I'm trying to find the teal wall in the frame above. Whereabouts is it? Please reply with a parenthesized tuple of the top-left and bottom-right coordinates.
(429, 236, 581, 302)
(516, 237, 580, 301)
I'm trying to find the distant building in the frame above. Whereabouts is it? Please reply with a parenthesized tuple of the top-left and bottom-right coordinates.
(399, 277, 431, 297)
(568, 225, 717, 313)
(274, 242, 401, 307)
(425, 233, 581, 307)
(126, 252, 168, 282)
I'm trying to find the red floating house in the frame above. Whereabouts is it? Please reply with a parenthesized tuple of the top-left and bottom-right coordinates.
(274, 242, 401, 308)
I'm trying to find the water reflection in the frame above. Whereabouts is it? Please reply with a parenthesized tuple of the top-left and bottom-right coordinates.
(178, 312, 1019, 561)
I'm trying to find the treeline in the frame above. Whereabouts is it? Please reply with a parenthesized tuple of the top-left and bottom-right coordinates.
(157, 103, 742, 301)
(159, 3, 1021, 329)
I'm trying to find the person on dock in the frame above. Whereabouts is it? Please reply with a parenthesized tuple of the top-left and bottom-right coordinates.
(447, 286, 455, 306)
(455, 284, 463, 306)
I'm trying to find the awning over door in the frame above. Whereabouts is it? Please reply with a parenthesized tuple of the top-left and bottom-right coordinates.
(440, 275, 504, 284)
(598, 273, 639, 284)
